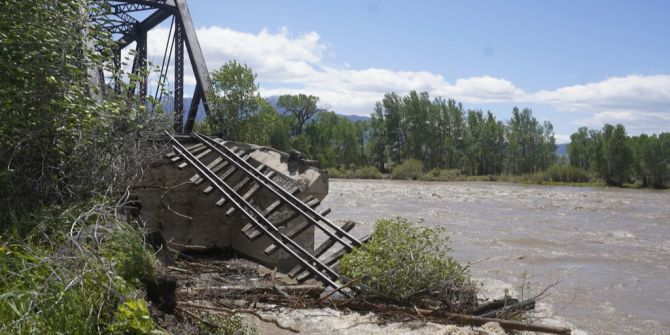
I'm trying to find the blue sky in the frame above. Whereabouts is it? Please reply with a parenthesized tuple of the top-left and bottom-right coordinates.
(142, 0, 670, 142)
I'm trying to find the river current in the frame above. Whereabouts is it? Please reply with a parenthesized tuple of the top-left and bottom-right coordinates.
(319, 179, 670, 334)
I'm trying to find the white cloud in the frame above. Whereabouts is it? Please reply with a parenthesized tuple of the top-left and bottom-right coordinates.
(143, 26, 527, 112)
(532, 75, 670, 133)
(138, 25, 670, 134)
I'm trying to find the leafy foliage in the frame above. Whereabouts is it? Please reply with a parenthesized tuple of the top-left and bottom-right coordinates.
(568, 124, 668, 188)
(390, 159, 424, 180)
(542, 164, 591, 183)
(0, 0, 169, 228)
(0, 207, 159, 334)
(0, 1, 168, 333)
(340, 218, 474, 310)
(277, 94, 321, 136)
(205, 61, 261, 139)
(101, 223, 157, 287)
(108, 299, 164, 335)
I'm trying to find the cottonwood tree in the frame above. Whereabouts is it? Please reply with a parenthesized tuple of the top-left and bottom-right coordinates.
(277, 94, 321, 136)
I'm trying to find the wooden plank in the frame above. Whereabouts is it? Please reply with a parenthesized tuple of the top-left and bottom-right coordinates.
(226, 170, 274, 216)
(242, 196, 316, 237)
(240, 187, 300, 233)
(243, 199, 322, 241)
(295, 234, 370, 282)
(166, 142, 204, 159)
(199, 160, 227, 190)
(177, 148, 211, 169)
(265, 209, 340, 256)
(190, 146, 239, 183)
(288, 221, 356, 278)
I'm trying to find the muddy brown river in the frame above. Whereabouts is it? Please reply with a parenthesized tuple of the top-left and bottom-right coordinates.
(319, 179, 670, 335)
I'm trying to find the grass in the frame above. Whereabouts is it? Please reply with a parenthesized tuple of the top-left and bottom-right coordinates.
(0, 201, 163, 335)
(328, 165, 383, 179)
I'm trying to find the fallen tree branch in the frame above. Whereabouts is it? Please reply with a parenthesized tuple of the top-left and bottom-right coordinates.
(336, 300, 571, 335)
(179, 302, 300, 333)
(178, 284, 322, 296)
(315, 276, 364, 304)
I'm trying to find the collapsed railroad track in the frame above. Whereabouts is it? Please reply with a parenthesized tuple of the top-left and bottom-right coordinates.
(165, 131, 367, 292)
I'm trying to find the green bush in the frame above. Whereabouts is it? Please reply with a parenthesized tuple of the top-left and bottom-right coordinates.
(352, 166, 383, 179)
(340, 217, 475, 310)
(422, 168, 463, 181)
(0, 203, 160, 334)
(543, 165, 591, 183)
(328, 165, 383, 179)
(102, 223, 157, 287)
(327, 167, 348, 178)
(390, 159, 424, 180)
(108, 299, 164, 335)
(0, 238, 124, 334)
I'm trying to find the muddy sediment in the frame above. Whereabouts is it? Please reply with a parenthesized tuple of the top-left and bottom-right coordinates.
(320, 179, 670, 334)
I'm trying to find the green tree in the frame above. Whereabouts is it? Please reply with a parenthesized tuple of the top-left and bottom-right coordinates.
(381, 93, 406, 164)
(631, 133, 669, 188)
(569, 127, 591, 170)
(235, 99, 281, 146)
(593, 124, 631, 186)
(369, 102, 387, 172)
(205, 60, 261, 139)
(0, 0, 167, 225)
(506, 107, 555, 174)
(277, 94, 320, 136)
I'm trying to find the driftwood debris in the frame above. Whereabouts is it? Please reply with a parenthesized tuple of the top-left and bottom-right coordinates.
(161, 250, 571, 335)
(334, 300, 571, 335)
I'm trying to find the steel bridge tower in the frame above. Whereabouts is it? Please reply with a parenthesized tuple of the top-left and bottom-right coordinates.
(93, 0, 210, 133)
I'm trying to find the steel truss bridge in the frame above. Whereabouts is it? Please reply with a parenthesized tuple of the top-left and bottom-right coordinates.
(93, 0, 211, 133)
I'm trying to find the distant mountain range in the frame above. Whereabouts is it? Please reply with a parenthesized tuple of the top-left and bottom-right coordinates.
(163, 96, 371, 123)
(556, 143, 568, 157)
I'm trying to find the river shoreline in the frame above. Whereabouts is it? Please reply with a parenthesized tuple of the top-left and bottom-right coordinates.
(321, 179, 670, 334)
(329, 175, 669, 189)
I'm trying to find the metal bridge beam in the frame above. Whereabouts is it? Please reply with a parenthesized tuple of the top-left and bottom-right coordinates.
(173, 19, 184, 132)
(176, 0, 211, 132)
(97, 0, 210, 133)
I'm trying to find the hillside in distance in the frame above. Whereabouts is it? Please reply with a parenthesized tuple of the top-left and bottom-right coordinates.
(164, 96, 371, 123)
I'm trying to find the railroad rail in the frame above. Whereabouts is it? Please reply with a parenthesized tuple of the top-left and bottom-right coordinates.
(164, 132, 367, 291)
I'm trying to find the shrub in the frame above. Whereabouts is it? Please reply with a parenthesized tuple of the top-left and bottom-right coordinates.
(327, 167, 348, 178)
(422, 168, 463, 181)
(0, 202, 160, 334)
(352, 166, 383, 179)
(108, 299, 164, 335)
(102, 223, 157, 287)
(543, 165, 591, 183)
(339, 217, 476, 311)
(327, 166, 383, 179)
(390, 159, 424, 180)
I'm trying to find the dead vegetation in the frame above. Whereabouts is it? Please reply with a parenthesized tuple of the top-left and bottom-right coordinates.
(150, 248, 571, 335)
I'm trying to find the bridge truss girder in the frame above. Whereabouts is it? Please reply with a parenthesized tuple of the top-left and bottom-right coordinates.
(94, 0, 210, 133)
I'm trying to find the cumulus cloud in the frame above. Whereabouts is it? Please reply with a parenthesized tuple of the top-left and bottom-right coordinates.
(530, 75, 670, 133)
(140, 25, 670, 134)
(143, 26, 526, 111)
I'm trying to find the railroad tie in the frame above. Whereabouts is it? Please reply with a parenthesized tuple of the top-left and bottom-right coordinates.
(264, 209, 341, 256)
(287, 221, 357, 279)
(243, 197, 321, 240)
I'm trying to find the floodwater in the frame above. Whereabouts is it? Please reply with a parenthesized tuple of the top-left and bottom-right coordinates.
(319, 179, 670, 335)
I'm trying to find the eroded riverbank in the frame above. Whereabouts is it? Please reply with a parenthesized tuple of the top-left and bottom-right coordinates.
(319, 179, 670, 334)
